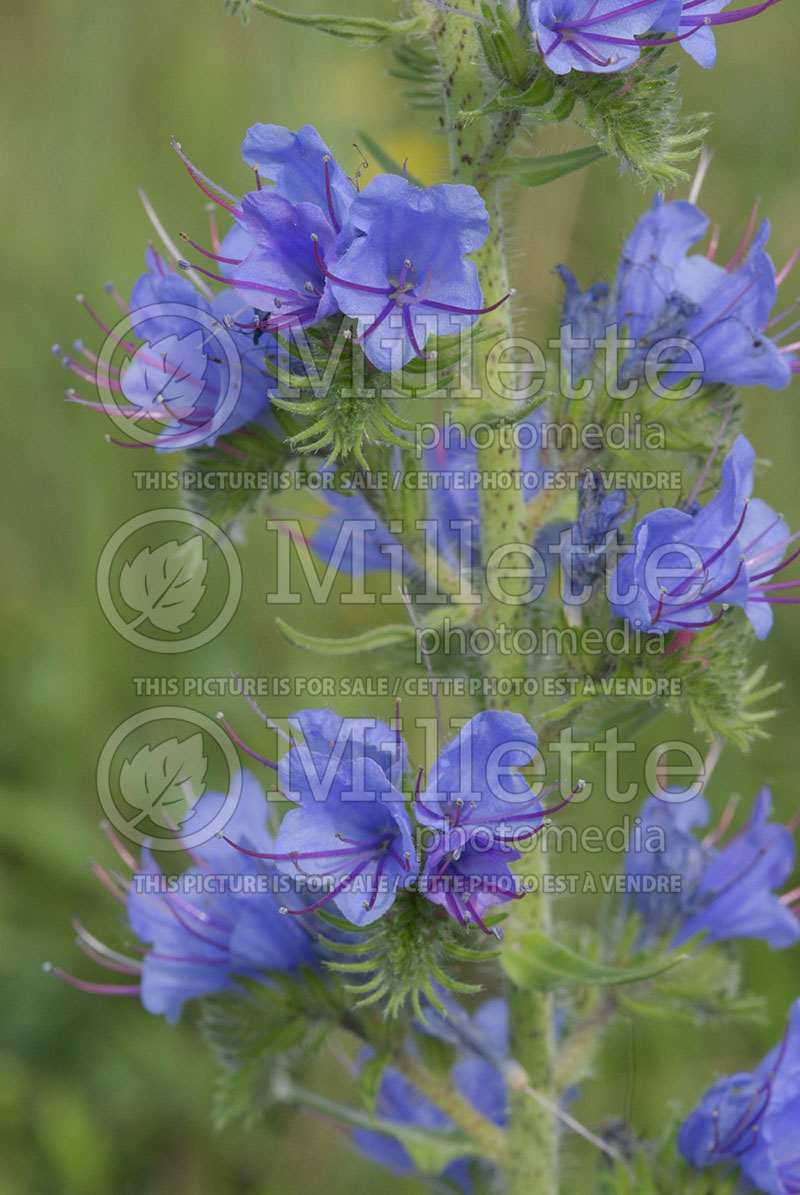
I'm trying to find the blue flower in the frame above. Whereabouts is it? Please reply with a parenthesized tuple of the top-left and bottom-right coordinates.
(320, 174, 501, 371)
(48, 773, 317, 1023)
(614, 197, 797, 390)
(528, 0, 681, 75)
(228, 712, 417, 927)
(627, 787, 800, 950)
(240, 123, 356, 251)
(352, 998, 508, 1191)
(421, 835, 525, 931)
(678, 1, 785, 70)
(232, 191, 341, 332)
(559, 197, 799, 391)
(676, 788, 800, 949)
(527, 0, 784, 74)
(286, 707, 408, 792)
(415, 712, 577, 932)
(611, 435, 800, 639)
(678, 997, 800, 1194)
(62, 246, 276, 451)
(626, 791, 711, 945)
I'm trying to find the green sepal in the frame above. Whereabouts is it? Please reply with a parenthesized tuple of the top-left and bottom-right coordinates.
(491, 145, 605, 187)
(477, 3, 530, 88)
(502, 931, 687, 992)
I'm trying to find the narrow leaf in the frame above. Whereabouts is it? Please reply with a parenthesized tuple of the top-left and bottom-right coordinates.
(491, 146, 605, 187)
(251, 2, 425, 44)
(502, 931, 687, 992)
(274, 617, 415, 655)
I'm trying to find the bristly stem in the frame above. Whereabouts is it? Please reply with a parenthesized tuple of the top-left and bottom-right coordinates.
(393, 1053, 507, 1162)
(414, 1, 557, 1191)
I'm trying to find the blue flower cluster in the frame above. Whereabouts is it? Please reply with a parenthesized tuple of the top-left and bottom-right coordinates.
(611, 434, 800, 639)
(260, 707, 569, 934)
(559, 195, 799, 392)
(47, 773, 317, 1023)
(61, 124, 505, 450)
(195, 124, 501, 372)
(528, 0, 785, 75)
(626, 786, 799, 950)
(679, 998, 800, 1194)
(51, 708, 573, 1020)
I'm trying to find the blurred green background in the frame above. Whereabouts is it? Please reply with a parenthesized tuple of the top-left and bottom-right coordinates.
(1, 1, 799, 1191)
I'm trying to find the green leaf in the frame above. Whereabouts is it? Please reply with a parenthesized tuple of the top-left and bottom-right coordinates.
(502, 931, 687, 993)
(250, 2, 426, 45)
(284, 1084, 484, 1175)
(354, 129, 424, 189)
(356, 1051, 390, 1118)
(274, 617, 415, 656)
(491, 145, 605, 187)
(201, 978, 335, 1130)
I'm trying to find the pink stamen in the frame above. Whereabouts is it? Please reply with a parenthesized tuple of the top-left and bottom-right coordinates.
(706, 225, 721, 261)
(103, 280, 130, 313)
(403, 307, 433, 360)
(178, 231, 242, 266)
(414, 766, 442, 822)
(281, 856, 373, 915)
(322, 157, 341, 235)
(702, 793, 740, 848)
(100, 819, 139, 871)
(89, 860, 128, 904)
(170, 136, 242, 217)
(725, 200, 761, 271)
(216, 713, 278, 771)
(776, 248, 800, 288)
(76, 940, 142, 975)
(207, 205, 221, 255)
(76, 294, 137, 353)
(44, 964, 139, 997)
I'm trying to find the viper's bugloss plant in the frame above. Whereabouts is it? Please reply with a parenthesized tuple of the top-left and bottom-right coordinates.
(50, 0, 800, 1191)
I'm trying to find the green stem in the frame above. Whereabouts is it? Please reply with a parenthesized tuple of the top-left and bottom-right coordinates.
(392, 1053, 506, 1163)
(414, 3, 557, 1191)
(553, 992, 618, 1089)
(282, 1079, 485, 1159)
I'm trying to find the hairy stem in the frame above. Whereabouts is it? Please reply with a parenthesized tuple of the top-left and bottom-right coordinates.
(414, 2, 558, 1191)
(393, 1053, 506, 1162)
